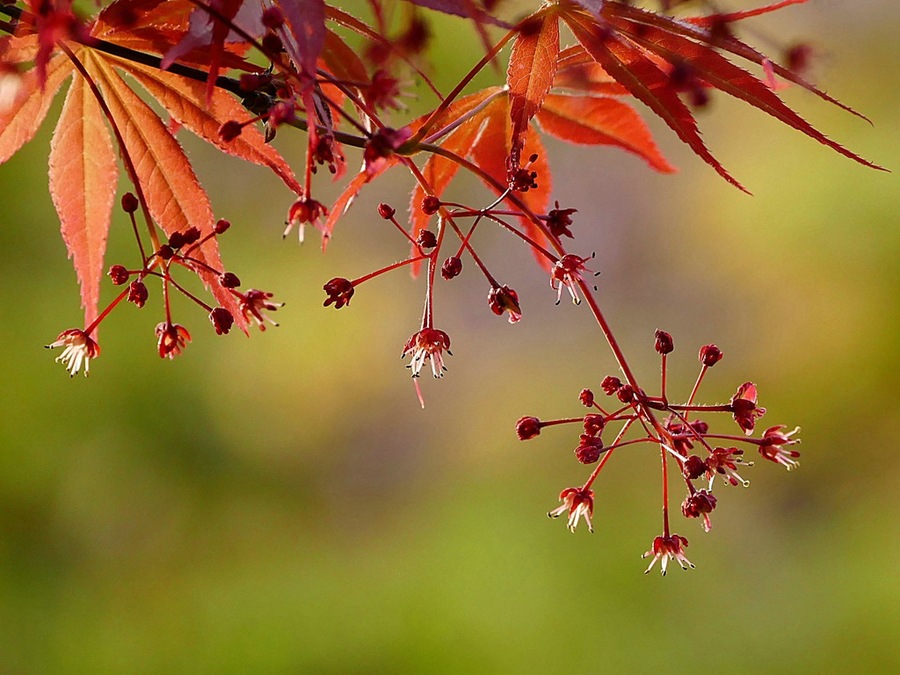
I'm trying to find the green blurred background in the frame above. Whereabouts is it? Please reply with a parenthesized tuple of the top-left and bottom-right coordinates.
(1, 1, 898, 672)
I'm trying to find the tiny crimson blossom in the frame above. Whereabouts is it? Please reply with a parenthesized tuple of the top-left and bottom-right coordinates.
(758, 425, 801, 470)
(550, 254, 591, 305)
(46, 329, 100, 377)
(642, 534, 694, 575)
(401, 328, 451, 378)
(487, 285, 521, 323)
(681, 490, 717, 532)
(323, 277, 355, 309)
(284, 197, 328, 242)
(155, 322, 191, 359)
(548, 487, 594, 533)
(240, 289, 283, 330)
(705, 446, 752, 488)
(731, 382, 767, 434)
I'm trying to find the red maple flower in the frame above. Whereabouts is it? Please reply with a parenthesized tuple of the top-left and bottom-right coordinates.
(46, 328, 100, 377)
(548, 487, 594, 533)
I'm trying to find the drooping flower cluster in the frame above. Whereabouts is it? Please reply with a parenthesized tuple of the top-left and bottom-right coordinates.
(518, 334, 801, 574)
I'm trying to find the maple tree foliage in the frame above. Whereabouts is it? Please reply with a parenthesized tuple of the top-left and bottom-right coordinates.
(0, 0, 884, 572)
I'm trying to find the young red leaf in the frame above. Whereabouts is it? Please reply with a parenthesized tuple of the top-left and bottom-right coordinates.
(48, 73, 118, 327)
(0, 54, 70, 164)
(114, 58, 303, 195)
(604, 10, 883, 171)
(537, 94, 674, 173)
(507, 15, 559, 171)
(274, 0, 326, 79)
(563, 9, 747, 192)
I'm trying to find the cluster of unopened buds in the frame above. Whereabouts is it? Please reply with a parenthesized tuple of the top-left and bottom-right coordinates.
(518, 332, 801, 575)
(46, 193, 283, 376)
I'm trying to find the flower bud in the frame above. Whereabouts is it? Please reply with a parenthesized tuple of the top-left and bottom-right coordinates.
(699, 344, 723, 367)
(214, 219, 231, 234)
(579, 388, 594, 407)
(655, 329, 674, 355)
(417, 229, 437, 249)
(422, 195, 441, 215)
(515, 416, 542, 440)
(377, 203, 395, 220)
(108, 264, 129, 285)
(441, 256, 462, 280)
(121, 192, 139, 213)
(209, 307, 234, 335)
(601, 376, 622, 396)
(128, 280, 148, 308)
(219, 272, 241, 288)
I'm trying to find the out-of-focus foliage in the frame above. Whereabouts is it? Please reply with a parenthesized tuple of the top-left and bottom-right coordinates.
(0, 2, 897, 672)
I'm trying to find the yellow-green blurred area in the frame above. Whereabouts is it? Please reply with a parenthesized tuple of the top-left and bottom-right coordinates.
(1, 1, 899, 672)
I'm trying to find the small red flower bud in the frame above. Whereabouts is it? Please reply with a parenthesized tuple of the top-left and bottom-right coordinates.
(600, 376, 622, 396)
(157, 244, 174, 260)
(181, 227, 201, 245)
(108, 264, 129, 285)
(699, 344, 723, 367)
(583, 414, 605, 436)
(121, 192, 139, 213)
(219, 272, 241, 288)
(655, 329, 674, 354)
(214, 219, 231, 234)
(167, 231, 185, 249)
(323, 277, 355, 309)
(417, 229, 437, 249)
(575, 434, 603, 464)
(422, 195, 441, 215)
(209, 307, 234, 335)
(515, 416, 542, 440)
(441, 256, 462, 280)
(261, 33, 283, 55)
(377, 203, 395, 220)
(691, 419, 709, 435)
(682, 455, 706, 480)
(579, 388, 594, 407)
(616, 384, 636, 404)
(128, 280, 148, 308)
(219, 120, 243, 141)
(261, 6, 284, 29)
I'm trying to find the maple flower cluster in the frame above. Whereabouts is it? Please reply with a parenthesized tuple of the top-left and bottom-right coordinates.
(0, 0, 877, 572)
(520, 334, 801, 574)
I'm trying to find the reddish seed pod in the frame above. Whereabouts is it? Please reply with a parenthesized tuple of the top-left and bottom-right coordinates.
(579, 388, 594, 407)
(108, 264, 129, 285)
(219, 272, 241, 288)
(422, 195, 441, 215)
(214, 219, 231, 234)
(121, 192, 139, 213)
(655, 329, 674, 355)
(441, 256, 462, 280)
(515, 416, 542, 440)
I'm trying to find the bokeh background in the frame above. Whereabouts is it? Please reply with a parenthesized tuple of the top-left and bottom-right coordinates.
(1, 1, 898, 672)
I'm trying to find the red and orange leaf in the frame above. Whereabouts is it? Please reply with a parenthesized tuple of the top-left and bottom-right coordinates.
(554, 46, 628, 96)
(469, 96, 554, 271)
(564, 9, 746, 192)
(610, 2, 866, 122)
(48, 72, 118, 327)
(275, 0, 326, 79)
(537, 94, 674, 173)
(0, 54, 70, 164)
(507, 14, 559, 170)
(113, 58, 303, 195)
(88, 52, 247, 329)
(604, 11, 883, 170)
